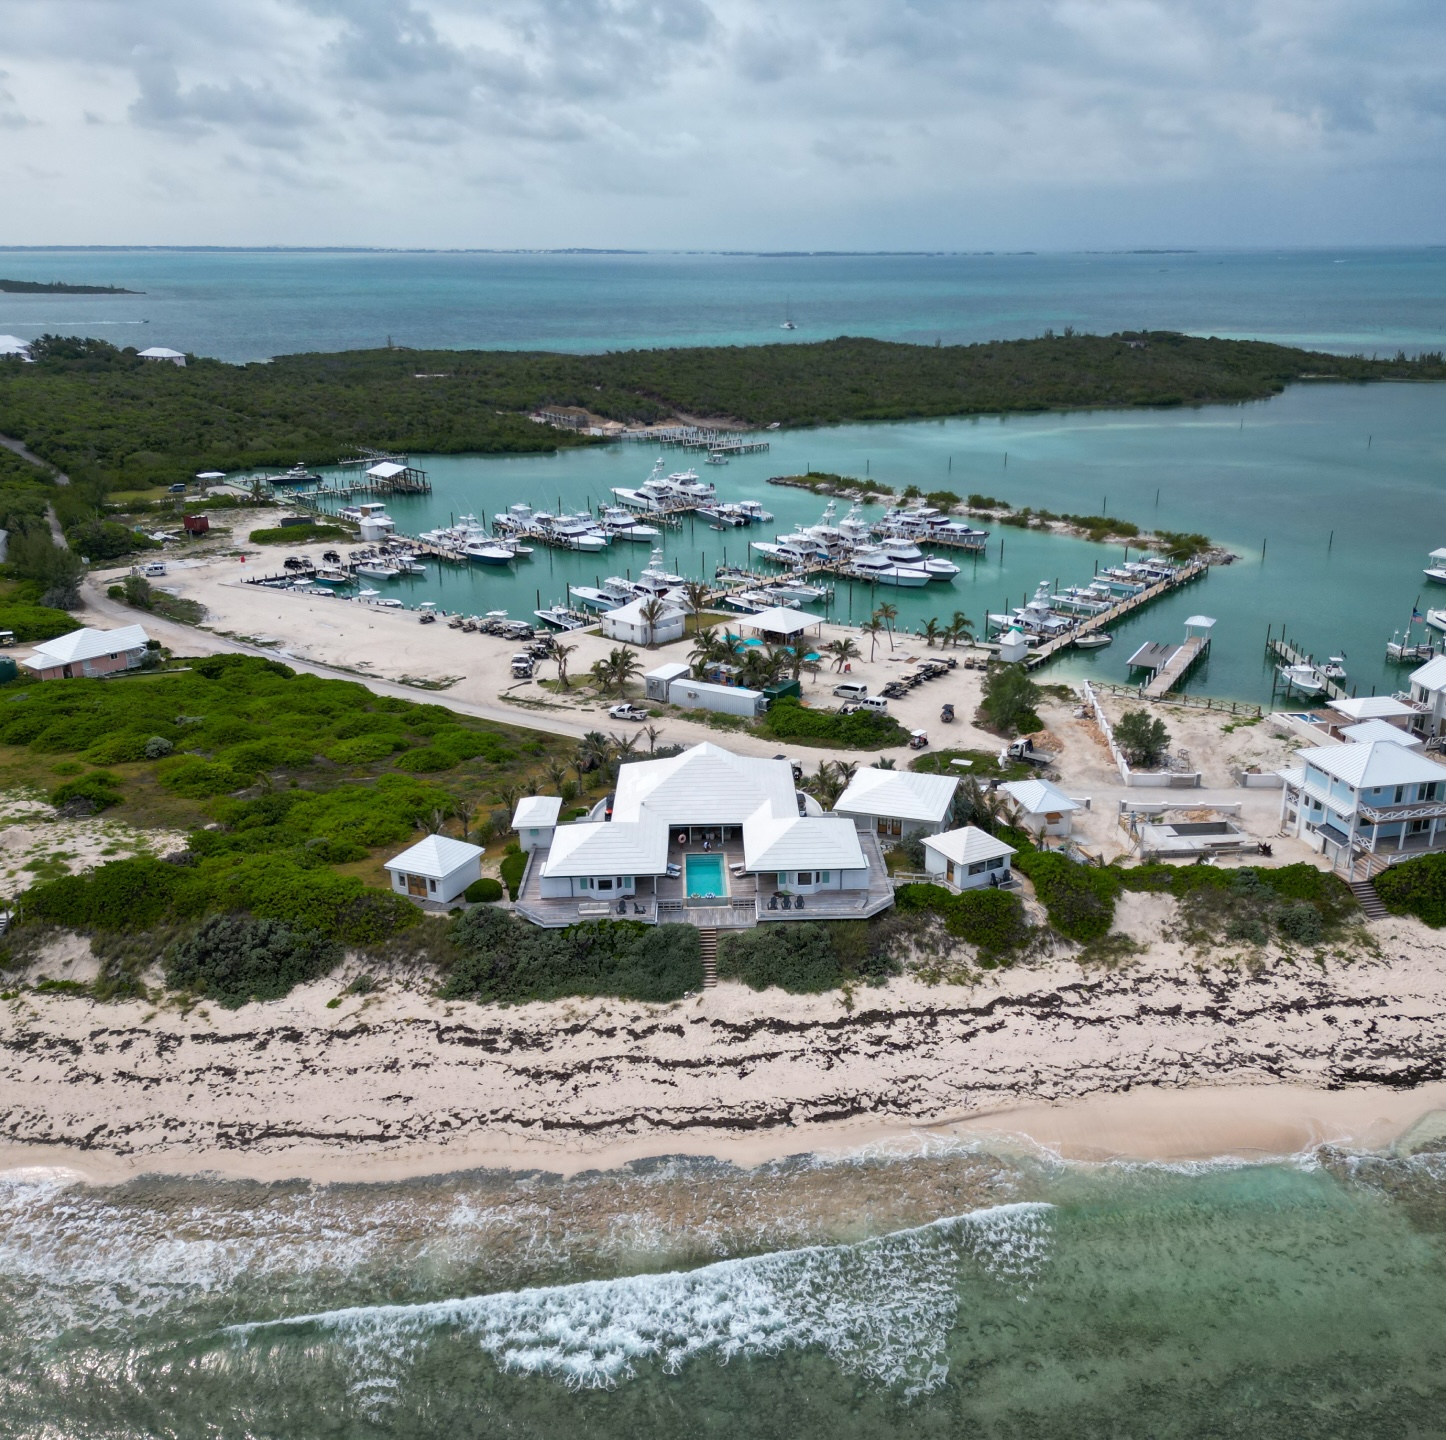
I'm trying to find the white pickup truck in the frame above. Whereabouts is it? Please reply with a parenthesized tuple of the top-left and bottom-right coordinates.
(607, 703, 649, 721)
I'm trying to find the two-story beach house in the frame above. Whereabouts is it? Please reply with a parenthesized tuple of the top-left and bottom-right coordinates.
(1278, 738, 1446, 874)
(513, 742, 894, 926)
(1402, 655, 1446, 738)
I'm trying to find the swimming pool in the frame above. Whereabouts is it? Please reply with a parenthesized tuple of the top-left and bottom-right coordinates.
(685, 853, 726, 899)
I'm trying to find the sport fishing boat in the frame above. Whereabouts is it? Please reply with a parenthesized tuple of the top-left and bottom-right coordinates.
(597, 505, 662, 542)
(1073, 632, 1114, 649)
(464, 538, 523, 565)
(628, 548, 689, 600)
(1321, 655, 1348, 681)
(539, 513, 610, 552)
(568, 579, 635, 612)
(767, 577, 832, 604)
(611, 458, 717, 511)
(272, 462, 323, 485)
(353, 559, 401, 580)
(533, 605, 592, 631)
(1277, 662, 1326, 695)
(1426, 548, 1446, 584)
(875, 534, 960, 579)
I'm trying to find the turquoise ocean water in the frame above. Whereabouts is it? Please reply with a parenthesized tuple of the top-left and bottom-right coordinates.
(4, 249, 1446, 1432)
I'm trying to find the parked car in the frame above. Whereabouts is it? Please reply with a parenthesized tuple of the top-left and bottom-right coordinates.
(608, 703, 649, 721)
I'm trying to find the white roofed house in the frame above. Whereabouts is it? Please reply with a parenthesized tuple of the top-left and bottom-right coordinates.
(384, 834, 484, 904)
(1402, 655, 1446, 738)
(138, 346, 186, 366)
(514, 741, 893, 927)
(22, 624, 152, 681)
(0, 336, 33, 361)
(922, 827, 1017, 892)
(512, 795, 562, 852)
(998, 778, 1085, 838)
(600, 596, 685, 647)
(1278, 739, 1446, 877)
(833, 767, 959, 840)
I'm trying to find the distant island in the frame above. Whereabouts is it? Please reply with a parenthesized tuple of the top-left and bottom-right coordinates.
(0, 278, 141, 294)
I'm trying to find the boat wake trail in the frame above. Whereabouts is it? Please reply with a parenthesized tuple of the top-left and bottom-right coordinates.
(226, 1202, 1052, 1410)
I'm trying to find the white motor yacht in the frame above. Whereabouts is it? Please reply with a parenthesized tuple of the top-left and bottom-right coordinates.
(767, 578, 831, 604)
(353, 559, 401, 579)
(1073, 632, 1114, 649)
(464, 539, 522, 565)
(751, 537, 821, 567)
(1278, 662, 1326, 695)
(543, 513, 610, 552)
(1425, 548, 1446, 584)
(491, 504, 537, 534)
(597, 505, 661, 542)
(312, 564, 350, 586)
(569, 579, 635, 611)
(732, 500, 774, 524)
(630, 547, 689, 599)
(848, 549, 931, 587)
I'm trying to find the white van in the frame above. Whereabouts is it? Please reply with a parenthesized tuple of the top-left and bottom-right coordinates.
(140, 561, 167, 577)
(832, 681, 868, 702)
(859, 695, 889, 715)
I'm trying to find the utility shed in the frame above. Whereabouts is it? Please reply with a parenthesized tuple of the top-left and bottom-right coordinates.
(668, 678, 766, 718)
(385, 834, 484, 904)
(645, 662, 690, 702)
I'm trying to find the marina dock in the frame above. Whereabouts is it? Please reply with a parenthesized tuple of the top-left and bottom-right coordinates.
(1266, 632, 1350, 702)
(1023, 556, 1212, 670)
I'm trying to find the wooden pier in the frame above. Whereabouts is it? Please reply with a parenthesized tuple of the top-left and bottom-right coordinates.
(1142, 635, 1211, 698)
(1265, 632, 1350, 702)
(1023, 556, 1211, 670)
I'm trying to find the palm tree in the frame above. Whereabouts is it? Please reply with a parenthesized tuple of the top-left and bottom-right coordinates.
(689, 625, 724, 678)
(587, 657, 612, 693)
(834, 759, 858, 788)
(610, 730, 640, 759)
(637, 596, 669, 648)
(643, 723, 662, 754)
(805, 760, 846, 809)
(947, 610, 975, 649)
(543, 759, 571, 794)
(872, 756, 897, 770)
(494, 781, 521, 813)
(552, 641, 577, 689)
(680, 580, 711, 618)
(860, 616, 885, 663)
(825, 636, 861, 673)
(874, 601, 899, 648)
(607, 646, 643, 696)
(921, 617, 941, 649)
(575, 730, 611, 774)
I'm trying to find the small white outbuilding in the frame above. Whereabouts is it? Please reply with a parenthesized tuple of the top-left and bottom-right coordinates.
(138, 346, 187, 366)
(922, 826, 1017, 891)
(512, 795, 563, 852)
(998, 778, 1085, 837)
(601, 595, 685, 647)
(385, 834, 484, 903)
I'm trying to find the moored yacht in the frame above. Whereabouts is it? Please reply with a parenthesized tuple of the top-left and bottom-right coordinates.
(597, 505, 662, 542)
(1425, 548, 1446, 584)
(569, 579, 635, 611)
(847, 548, 930, 587)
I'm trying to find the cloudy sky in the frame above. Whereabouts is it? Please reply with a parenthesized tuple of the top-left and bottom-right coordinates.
(0, 0, 1443, 249)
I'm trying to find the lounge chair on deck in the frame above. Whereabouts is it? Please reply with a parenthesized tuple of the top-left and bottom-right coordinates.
(767, 896, 778, 911)
(795, 895, 805, 910)
(781, 895, 792, 910)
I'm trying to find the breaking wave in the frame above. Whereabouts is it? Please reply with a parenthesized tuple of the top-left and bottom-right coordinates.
(226, 1202, 1053, 1409)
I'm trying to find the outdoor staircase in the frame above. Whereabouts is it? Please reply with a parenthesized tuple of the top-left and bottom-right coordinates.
(699, 928, 718, 988)
(1349, 879, 1389, 921)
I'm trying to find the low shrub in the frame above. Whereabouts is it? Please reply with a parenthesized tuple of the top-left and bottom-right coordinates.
(499, 850, 527, 900)
(49, 771, 124, 811)
(0, 602, 77, 642)
(444, 908, 701, 1003)
(1275, 904, 1323, 945)
(465, 877, 503, 903)
(24, 857, 182, 931)
(247, 524, 353, 544)
(163, 914, 340, 1007)
(327, 734, 401, 765)
(761, 696, 908, 749)
(1014, 851, 1121, 942)
(716, 920, 902, 992)
(895, 883, 1032, 961)
(1375, 853, 1446, 926)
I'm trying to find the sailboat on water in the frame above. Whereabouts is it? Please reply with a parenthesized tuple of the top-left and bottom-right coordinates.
(780, 296, 796, 331)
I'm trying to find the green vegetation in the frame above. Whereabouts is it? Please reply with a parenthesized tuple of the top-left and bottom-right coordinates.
(1373, 853, 1446, 927)
(4, 331, 1443, 491)
(442, 907, 700, 1003)
(49, 771, 123, 812)
(1014, 852, 1122, 942)
(978, 663, 1043, 737)
(761, 695, 908, 749)
(967, 493, 1010, 509)
(0, 279, 140, 294)
(248, 524, 352, 545)
(894, 883, 1032, 963)
(716, 920, 900, 993)
(162, 914, 340, 1008)
(910, 748, 1038, 782)
(500, 849, 527, 900)
(464, 877, 503, 903)
(0, 592, 76, 641)
(65, 519, 159, 562)
(1115, 710, 1171, 767)
(107, 574, 206, 624)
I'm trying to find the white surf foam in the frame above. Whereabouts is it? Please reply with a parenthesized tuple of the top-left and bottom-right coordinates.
(227, 1202, 1053, 1406)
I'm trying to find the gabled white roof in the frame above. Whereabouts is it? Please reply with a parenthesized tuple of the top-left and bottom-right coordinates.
(604, 595, 683, 624)
(385, 834, 483, 878)
(138, 346, 185, 358)
(366, 461, 406, 478)
(0, 335, 31, 357)
(1410, 655, 1446, 693)
(1328, 696, 1417, 720)
(542, 809, 670, 878)
(613, 742, 797, 826)
(999, 778, 1082, 815)
(743, 607, 817, 636)
(1339, 720, 1420, 748)
(513, 796, 563, 829)
(834, 767, 958, 824)
(742, 805, 866, 872)
(1299, 740, 1446, 790)
(25, 624, 149, 666)
(923, 826, 1017, 867)
(645, 662, 690, 681)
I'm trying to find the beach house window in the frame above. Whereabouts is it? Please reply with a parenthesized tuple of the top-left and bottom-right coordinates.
(1395, 785, 1405, 804)
(578, 877, 593, 890)
(1426, 782, 1441, 801)
(876, 817, 902, 837)
(596, 877, 614, 891)
(428, 878, 436, 892)
(817, 872, 830, 884)
(968, 860, 988, 875)
(796, 872, 814, 886)
(986, 856, 1005, 871)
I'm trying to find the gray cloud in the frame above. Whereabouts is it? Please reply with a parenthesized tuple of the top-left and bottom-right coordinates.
(0, 0, 1441, 245)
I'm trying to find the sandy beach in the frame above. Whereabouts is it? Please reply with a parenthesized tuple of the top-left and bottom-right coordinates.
(4, 902, 1445, 1184)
